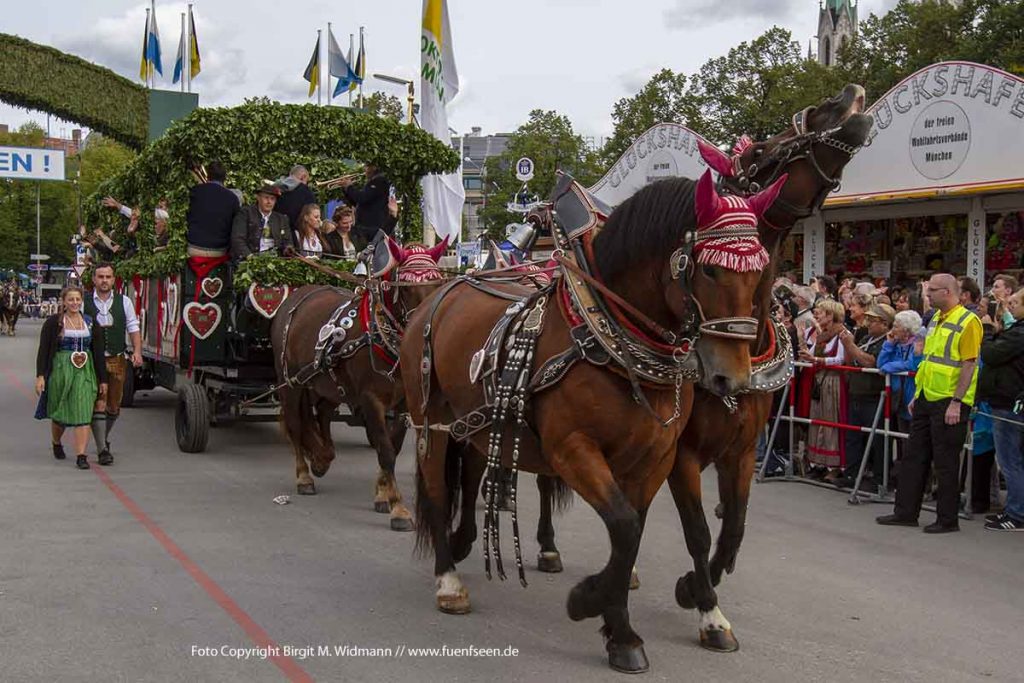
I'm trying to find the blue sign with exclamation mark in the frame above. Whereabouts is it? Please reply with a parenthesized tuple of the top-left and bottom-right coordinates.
(0, 145, 65, 181)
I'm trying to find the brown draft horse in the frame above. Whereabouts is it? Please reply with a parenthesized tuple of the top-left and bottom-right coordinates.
(527, 84, 875, 652)
(403, 174, 784, 673)
(0, 283, 23, 336)
(270, 238, 448, 531)
(668, 84, 875, 651)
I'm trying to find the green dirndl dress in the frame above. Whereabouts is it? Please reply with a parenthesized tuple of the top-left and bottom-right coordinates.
(45, 327, 98, 427)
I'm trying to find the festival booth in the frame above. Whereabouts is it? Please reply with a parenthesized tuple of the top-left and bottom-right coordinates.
(801, 61, 1024, 287)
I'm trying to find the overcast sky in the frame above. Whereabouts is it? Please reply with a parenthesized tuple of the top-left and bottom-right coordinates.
(1, 0, 895, 142)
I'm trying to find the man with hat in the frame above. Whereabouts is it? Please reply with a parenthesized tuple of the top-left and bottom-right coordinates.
(231, 183, 295, 262)
(836, 303, 894, 491)
(878, 273, 982, 533)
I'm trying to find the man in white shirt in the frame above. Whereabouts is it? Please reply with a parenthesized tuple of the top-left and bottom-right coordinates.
(84, 263, 143, 466)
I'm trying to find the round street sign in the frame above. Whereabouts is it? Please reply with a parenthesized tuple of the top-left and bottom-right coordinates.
(515, 157, 535, 182)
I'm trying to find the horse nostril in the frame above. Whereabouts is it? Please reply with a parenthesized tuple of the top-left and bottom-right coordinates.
(711, 375, 731, 396)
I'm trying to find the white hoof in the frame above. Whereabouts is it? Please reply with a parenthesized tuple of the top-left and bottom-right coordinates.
(699, 606, 732, 632)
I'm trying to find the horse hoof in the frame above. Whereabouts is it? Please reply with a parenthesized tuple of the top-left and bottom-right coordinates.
(537, 551, 563, 573)
(700, 628, 739, 653)
(675, 573, 696, 610)
(629, 567, 640, 590)
(297, 483, 317, 495)
(390, 516, 414, 532)
(437, 590, 471, 615)
(374, 500, 390, 514)
(607, 642, 650, 674)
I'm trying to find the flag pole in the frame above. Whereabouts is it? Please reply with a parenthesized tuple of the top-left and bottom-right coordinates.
(358, 26, 365, 109)
(317, 29, 323, 106)
(186, 3, 193, 94)
(348, 33, 354, 107)
(180, 12, 186, 93)
(145, 7, 151, 89)
(326, 22, 332, 106)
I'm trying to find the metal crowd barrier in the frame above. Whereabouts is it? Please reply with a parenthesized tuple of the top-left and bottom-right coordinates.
(756, 361, 975, 521)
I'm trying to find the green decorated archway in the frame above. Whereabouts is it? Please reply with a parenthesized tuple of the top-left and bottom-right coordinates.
(0, 34, 149, 149)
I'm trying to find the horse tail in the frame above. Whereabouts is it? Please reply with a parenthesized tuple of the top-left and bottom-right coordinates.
(551, 476, 574, 513)
(414, 436, 462, 557)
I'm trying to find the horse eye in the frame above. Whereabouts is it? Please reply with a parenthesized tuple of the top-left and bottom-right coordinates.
(702, 264, 718, 279)
(753, 148, 764, 158)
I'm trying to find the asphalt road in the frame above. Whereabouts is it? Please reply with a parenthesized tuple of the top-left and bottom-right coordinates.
(1, 317, 1022, 682)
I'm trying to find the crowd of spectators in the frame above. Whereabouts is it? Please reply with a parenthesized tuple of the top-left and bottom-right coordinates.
(767, 271, 1024, 532)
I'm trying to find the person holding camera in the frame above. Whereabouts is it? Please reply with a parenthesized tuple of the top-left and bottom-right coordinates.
(977, 287, 1024, 531)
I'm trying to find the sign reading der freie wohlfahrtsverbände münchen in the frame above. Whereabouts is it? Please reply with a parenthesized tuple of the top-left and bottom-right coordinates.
(0, 146, 66, 181)
(827, 61, 1024, 204)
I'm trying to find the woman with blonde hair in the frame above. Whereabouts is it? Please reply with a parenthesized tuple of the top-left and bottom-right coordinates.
(799, 298, 847, 480)
(323, 205, 358, 259)
(34, 285, 108, 469)
(294, 203, 324, 258)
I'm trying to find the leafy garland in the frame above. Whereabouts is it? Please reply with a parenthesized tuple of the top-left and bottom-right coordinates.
(233, 254, 358, 289)
(0, 33, 149, 149)
(87, 99, 460, 284)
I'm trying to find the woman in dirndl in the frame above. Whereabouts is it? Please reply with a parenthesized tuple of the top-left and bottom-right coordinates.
(799, 299, 847, 481)
(35, 285, 108, 470)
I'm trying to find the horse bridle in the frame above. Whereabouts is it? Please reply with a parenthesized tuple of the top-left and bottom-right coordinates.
(669, 238, 759, 344)
(725, 106, 863, 222)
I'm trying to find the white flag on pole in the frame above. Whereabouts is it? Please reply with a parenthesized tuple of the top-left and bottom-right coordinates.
(420, 0, 464, 243)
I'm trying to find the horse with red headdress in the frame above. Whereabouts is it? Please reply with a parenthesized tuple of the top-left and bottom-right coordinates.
(402, 164, 786, 672)
(269, 234, 449, 531)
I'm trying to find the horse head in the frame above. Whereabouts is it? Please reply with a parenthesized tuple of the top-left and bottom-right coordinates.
(699, 83, 873, 247)
(386, 235, 450, 313)
(592, 174, 778, 397)
(687, 170, 785, 396)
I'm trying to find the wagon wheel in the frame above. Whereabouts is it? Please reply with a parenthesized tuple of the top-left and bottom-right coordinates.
(175, 382, 210, 453)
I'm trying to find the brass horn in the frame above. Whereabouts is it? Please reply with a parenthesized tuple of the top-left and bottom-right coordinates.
(315, 173, 361, 189)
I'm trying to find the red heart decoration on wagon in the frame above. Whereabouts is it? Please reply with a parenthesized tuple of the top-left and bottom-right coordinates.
(248, 283, 290, 320)
(70, 351, 88, 369)
(200, 277, 224, 299)
(182, 302, 222, 340)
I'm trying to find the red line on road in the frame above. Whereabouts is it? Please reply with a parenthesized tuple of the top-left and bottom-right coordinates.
(7, 366, 313, 683)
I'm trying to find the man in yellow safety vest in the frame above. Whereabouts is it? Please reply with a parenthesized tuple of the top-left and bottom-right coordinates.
(877, 273, 982, 533)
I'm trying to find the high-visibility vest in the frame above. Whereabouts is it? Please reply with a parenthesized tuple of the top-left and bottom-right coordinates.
(915, 304, 979, 405)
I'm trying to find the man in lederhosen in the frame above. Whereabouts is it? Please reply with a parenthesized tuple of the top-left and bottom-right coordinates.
(85, 263, 143, 465)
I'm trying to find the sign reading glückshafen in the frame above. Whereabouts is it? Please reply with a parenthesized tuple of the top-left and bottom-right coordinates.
(588, 123, 715, 208)
(827, 61, 1024, 204)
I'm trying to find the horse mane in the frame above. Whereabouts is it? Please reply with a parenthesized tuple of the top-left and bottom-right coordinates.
(592, 176, 696, 280)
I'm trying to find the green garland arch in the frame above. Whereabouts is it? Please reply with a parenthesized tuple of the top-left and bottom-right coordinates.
(84, 99, 461, 279)
(0, 33, 149, 149)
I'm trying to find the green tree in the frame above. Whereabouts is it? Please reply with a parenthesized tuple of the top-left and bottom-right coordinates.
(361, 91, 405, 122)
(603, 68, 698, 164)
(684, 27, 817, 144)
(479, 109, 601, 239)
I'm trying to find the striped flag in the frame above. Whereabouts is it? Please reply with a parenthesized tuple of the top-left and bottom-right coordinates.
(303, 34, 321, 97)
(138, 10, 150, 82)
(147, 0, 163, 76)
(189, 5, 201, 79)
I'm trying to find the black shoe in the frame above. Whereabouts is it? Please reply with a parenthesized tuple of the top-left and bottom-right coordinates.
(984, 516, 1024, 532)
(876, 514, 918, 527)
(923, 522, 959, 534)
(97, 450, 113, 466)
(52, 443, 66, 460)
(76, 455, 90, 470)
(985, 513, 1006, 524)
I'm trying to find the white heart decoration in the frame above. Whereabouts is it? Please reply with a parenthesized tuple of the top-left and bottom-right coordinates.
(247, 283, 291, 320)
(70, 351, 88, 369)
(182, 302, 222, 340)
(201, 277, 224, 299)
